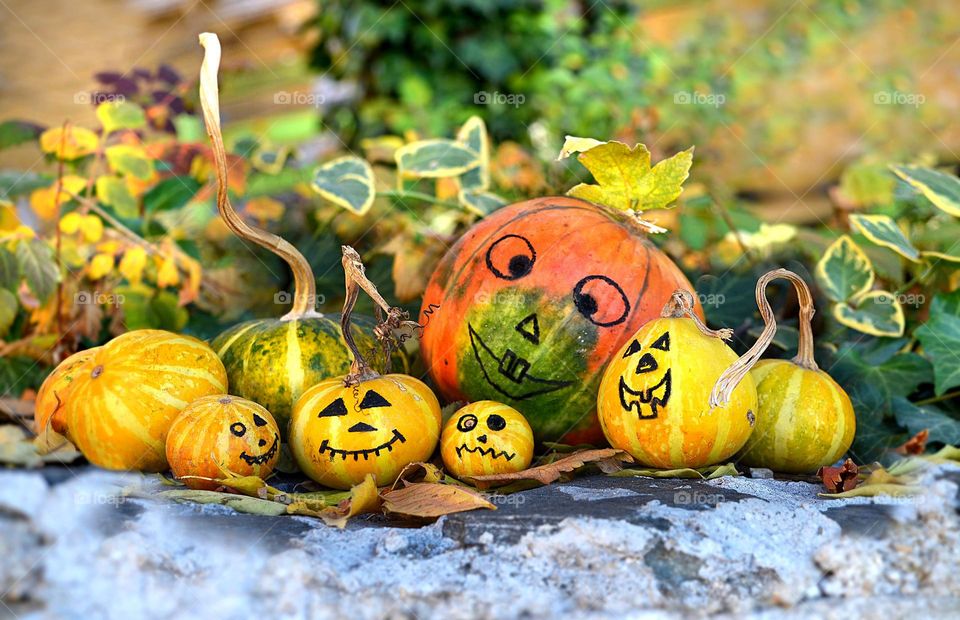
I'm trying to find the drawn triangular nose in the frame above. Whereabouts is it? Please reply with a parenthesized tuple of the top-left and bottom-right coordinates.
(348, 421, 377, 433)
(477, 434, 488, 444)
(635, 352, 659, 374)
(515, 313, 540, 344)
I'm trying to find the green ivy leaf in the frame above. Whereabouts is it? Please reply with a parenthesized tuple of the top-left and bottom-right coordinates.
(915, 308, 960, 395)
(143, 177, 201, 213)
(395, 140, 480, 178)
(849, 214, 919, 262)
(815, 235, 874, 302)
(95, 176, 138, 218)
(115, 286, 188, 331)
(0, 120, 43, 150)
(15, 238, 60, 302)
(561, 138, 694, 212)
(0, 246, 20, 291)
(96, 101, 146, 134)
(0, 289, 18, 336)
(105, 145, 154, 180)
(311, 156, 376, 216)
(455, 116, 490, 192)
(831, 342, 931, 421)
(832, 290, 905, 337)
(457, 189, 506, 217)
(839, 160, 895, 207)
(891, 397, 960, 446)
(890, 164, 960, 217)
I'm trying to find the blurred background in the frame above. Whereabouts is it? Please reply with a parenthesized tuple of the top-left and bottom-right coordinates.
(1, 0, 959, 459)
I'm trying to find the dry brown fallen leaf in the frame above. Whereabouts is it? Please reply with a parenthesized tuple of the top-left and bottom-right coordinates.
(817, 458, 859, 493)
(388, 461, 445, 491)
(380, 482, 495, 518)
(465, 448, 633, 489)
(293, 474, 382, 528)
(895, 429, 929, 455)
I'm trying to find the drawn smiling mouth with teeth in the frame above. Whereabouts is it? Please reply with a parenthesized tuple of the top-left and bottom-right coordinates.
(239, 433, 280, 465)
(619, 370, 671, 420)
(455, 444, 516, 461)
(468, 324, 572, 401)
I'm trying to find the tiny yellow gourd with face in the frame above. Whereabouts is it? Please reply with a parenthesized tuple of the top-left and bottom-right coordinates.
(289, 247, 442, 490)
(597, 290, 757, 468)
(441, 401, 534, 479)
(166, 395, 281, 490)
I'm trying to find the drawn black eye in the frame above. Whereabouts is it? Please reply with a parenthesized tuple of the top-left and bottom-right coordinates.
(486, 414, 506, 431)
(573, 275, 630, 327)
(359, 390, 391, 409)
(230, 422, 246, 437)
(457, 414, 478, 432)
(486, 234, 536, 280)
(253, 414, 268, 427)
(318, 398, 348, 417)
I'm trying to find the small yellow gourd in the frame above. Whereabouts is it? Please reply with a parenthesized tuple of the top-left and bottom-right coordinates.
(440, 401, 534, 479)
(597, 290, 757, 468)
(714, 269, 855, 473)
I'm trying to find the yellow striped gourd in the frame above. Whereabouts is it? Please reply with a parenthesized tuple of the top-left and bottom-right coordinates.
(597, 290, 757, 468)
(440, 401, 534, 479)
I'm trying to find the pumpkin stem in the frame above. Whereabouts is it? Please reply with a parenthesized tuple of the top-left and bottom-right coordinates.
(709, 268, 819, 410)
(660, 289, 733, 341)
(198, 33, 321, 322)
(340, 246, 420, 385)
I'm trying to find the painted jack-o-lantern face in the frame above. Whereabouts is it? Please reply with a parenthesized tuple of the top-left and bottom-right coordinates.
(289, 374, 441, 490)
(420, 197, 700, 445)
(166, 395, 281, 490)
(597, 316, 756, 469)
(440, 401, 534, 479)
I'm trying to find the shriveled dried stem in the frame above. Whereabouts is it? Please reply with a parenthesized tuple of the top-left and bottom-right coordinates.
(661, 289, 733, 341)
(340, 246, 420, 385)
(199, 33, 320, 321)
(709, 268, 818, 409)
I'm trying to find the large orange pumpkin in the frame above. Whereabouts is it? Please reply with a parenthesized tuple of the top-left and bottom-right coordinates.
(50, 330, 228, 471)
(420, 197, 699, 444)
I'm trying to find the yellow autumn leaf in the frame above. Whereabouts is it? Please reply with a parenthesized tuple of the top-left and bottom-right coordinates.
(119, 246, 148, 284)
(88, 253, 115, 280)
(29, 176, 89, 220)
(178, 257, 202, 306)
(59, 212, 83, 235)
(245, 197, 285, 223)
(562, 140, 694, 212)
(0, 201, 20, 232)
(39, 126, 99, 160)
(79, 215, 103, 243)
(95, 240, 120, 254)
(156, 255, 180, 287)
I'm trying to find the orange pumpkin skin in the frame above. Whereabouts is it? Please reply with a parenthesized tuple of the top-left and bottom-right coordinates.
(166, 395, 281, 490)
(52, 330, 229, 472)
(34, 348, 100, 447)
(420, 196, 699, 445)
(289, 374, 441, 489)
(441, 401, 534, 479)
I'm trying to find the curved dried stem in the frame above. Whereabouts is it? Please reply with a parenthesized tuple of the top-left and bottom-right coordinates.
(199, 33, 320, 321)
(660, 289, 733, 341)
(340, 246, 420, 385)
(709, 268, 818, 410)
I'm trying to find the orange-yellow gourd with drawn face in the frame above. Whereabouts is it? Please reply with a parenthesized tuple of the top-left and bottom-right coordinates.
(597, 317, 756, 468)
(289, 374, 441, 489)
(166, 395, 281, 490)
(441, 401, 534, 479)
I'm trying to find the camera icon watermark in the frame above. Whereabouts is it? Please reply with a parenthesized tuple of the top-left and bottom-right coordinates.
(75, 491, 126, 507)
(474, 91, 525, 108)
(274, 291, 326, 306)
(74, 92, 126, 105)
(273, 91, 326, 108)
(75, 291, 125, 306)
(873, 90, 924, 108)
(674, 489, 725, 506)
(673, 91, 725, 108)
(874, 292, 925, 308)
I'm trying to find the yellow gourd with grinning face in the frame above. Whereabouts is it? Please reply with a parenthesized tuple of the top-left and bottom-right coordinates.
(597, 291, 757, 468)
(289, 246, 442, 490)
(166, 395, 281, 490)
(440, 401, 534, 479)
(290, 375, 441, 489)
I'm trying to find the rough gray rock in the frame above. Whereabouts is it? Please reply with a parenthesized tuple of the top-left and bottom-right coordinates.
(2, 465, 958, 619)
